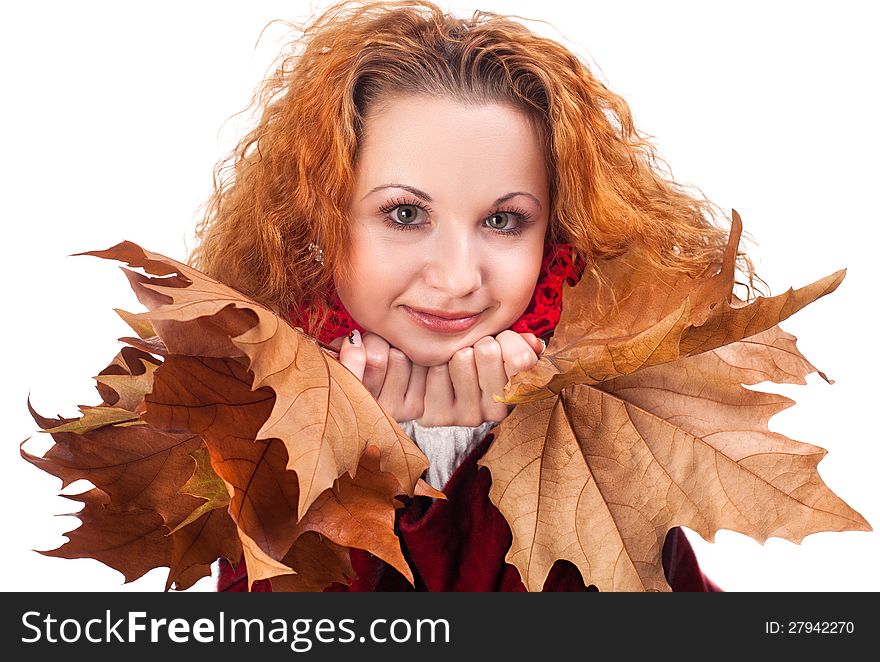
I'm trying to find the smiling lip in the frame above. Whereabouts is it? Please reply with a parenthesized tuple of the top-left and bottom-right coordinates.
(402, 306, 483, 333)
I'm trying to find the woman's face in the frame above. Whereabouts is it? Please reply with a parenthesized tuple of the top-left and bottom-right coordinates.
(338, 95, 549, 367)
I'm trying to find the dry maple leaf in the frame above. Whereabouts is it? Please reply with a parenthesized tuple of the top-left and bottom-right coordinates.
(81, 242, 436, 520)
(23, 351, 242, 590)
(229, 448, 413, 592)
(288, 445, 415, 585)
(169, 446, 232, 534)
(94, 343, 160, 411)
(481, 212, 871, 591)
(145, 353, 415, 586)
(503, 211, 843, 403)
(23, 402, 204, 529)
(26, 243, 442, 591)
(41, 487, 174, 584)
(166, 505, 242, 591)
(270, 532, 356, 592)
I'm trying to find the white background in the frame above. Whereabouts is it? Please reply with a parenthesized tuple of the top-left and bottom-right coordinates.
(2, 0, 877, 592)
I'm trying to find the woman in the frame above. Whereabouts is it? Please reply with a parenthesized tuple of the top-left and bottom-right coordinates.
(191, 0, 753, 591)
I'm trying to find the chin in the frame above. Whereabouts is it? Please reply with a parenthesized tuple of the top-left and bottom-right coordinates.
(393, 342, 456, 368)
(397, 328, 496, 367)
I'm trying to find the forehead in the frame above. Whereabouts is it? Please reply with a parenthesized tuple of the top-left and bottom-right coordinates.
(354, 96, 548, 197)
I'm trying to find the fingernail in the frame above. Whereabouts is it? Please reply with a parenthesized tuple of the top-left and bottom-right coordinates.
(348, 329, 361, 346)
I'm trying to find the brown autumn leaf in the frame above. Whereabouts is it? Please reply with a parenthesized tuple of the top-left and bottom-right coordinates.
(28, 242, 441, 591)
(502, 211, 844, 403)
(270, 532, 356, 592)
(290, 445, 414, 584)
(27, 341, 424, 591)
(24, 351, 242, 590)
(167, 507, 241, 591)
(481, 213, 871, 591)
(41, 488, 172, 584)
(82, 242, 436, 521)
(145, 354, 300, 561)
(23, 342, 207, 532)
(26, 422, 240, 592)
(267, 449, 414, 591)
(145, 353, 417, 585)
(41, 406, 142, 434)
(23, 402, 203, 528)
(165, 447, 242, 590)
(169, 446, 232, 534)
(94, 350, 159, 412)
(114, 307, 157, 340)
(233, 450, 409, 592)
(237, 527, 297, 587)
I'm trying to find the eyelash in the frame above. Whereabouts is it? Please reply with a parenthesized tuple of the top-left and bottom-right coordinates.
(377, 196, 533, 237)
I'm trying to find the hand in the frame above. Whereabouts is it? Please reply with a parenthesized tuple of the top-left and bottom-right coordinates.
(417, 330, 543, 426)
(331, 329, 543, 426)
(330, 330, 427, 422)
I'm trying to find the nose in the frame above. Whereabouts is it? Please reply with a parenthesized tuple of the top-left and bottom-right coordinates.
(423, 228, 483, 298)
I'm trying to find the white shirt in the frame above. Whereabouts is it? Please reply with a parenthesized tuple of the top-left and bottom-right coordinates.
(398, 419, 497, 491)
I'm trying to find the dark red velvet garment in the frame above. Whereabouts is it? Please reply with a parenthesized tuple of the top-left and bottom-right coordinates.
(218, 433, 721, 592)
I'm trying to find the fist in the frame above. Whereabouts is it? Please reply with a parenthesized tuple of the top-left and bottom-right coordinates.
(417, 330, 543, 426)
(330, 330, 427, 422)
(331, 330, 544, 427)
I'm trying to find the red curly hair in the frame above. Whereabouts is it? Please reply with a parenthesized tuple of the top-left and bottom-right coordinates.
(189, 0, 763, 338)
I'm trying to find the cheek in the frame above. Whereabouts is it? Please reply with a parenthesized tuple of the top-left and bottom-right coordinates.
(490, 247, 543, 310)
(336, 233, 413, 314)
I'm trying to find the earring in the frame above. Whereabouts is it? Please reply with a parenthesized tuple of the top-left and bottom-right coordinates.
(307, 241, 324, 264)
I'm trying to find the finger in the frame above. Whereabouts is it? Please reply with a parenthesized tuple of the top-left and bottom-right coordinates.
(519, 332, 545, 356)
(329, 335, 346, 351)
(496, 330, 541, 379)
(360, 332, 391, 397)
(472, 336, 512, 421)
(402, 363, 427, 421)
(421, 363, 454, 426)
(447, 347, 484, 426)
(377, 347, 411, 418)
(337, 329, 366, 381)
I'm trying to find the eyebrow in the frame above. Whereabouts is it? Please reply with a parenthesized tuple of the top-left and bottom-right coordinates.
(363, 183, 542, 210)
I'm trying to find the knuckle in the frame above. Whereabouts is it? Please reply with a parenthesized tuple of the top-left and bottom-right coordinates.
(365, 349, 388, 371)
(378, 392, 400, 412)
(518, 349, 537, 365)
(473, 337, 502, 361)
(387, 347, 410, 366)
(423, 405, 452, 426)
(508, 351, 537, 372)
(495, 329, 519, 343)
(452, 347, 474, 363)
